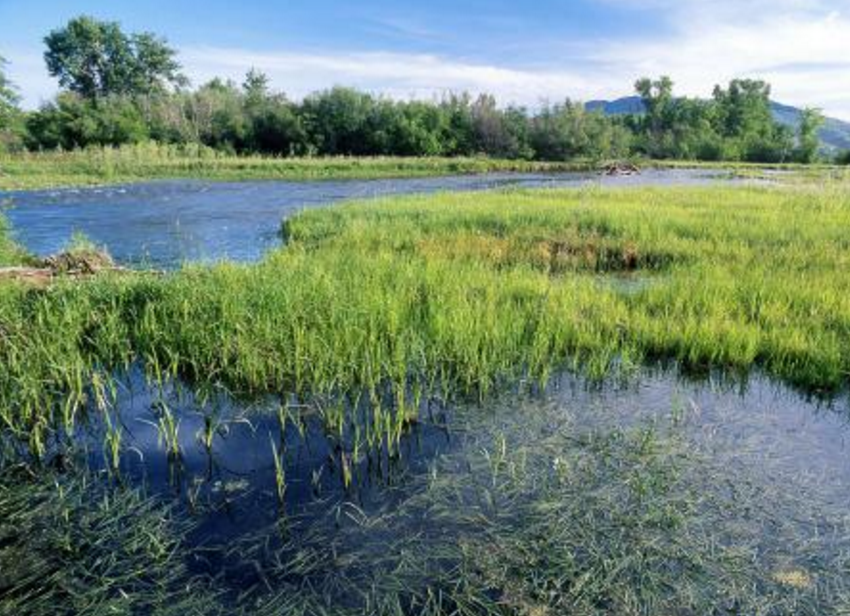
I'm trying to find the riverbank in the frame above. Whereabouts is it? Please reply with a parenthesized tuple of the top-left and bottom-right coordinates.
(2, 143, 846, 190)
(2, 182, 849, 461)
(0, 144, 598, 190)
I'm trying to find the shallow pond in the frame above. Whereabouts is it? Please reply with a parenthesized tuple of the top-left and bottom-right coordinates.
(61, 365, 850, 611)
(0, 169, 730, 268)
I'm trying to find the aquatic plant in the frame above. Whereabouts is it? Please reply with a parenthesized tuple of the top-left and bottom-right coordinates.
(0, 469, 226, 615)
(2, 183, 850, 467)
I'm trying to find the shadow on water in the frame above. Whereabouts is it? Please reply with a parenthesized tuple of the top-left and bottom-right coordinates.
(0, 169, 733, 268)
(56, 362, 850, 610)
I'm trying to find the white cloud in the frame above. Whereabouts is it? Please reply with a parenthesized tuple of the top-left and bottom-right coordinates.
(589, 0, 850, 118)
(178, 47, 605, 105)
(5, 2, 850, 121)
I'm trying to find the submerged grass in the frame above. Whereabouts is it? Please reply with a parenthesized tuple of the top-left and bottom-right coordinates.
(0, 468, 226, 615)
(1, 182, 850, 462)
(3, 181, 850, 614)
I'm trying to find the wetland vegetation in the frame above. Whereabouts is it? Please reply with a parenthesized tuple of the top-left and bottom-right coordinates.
(0, 144, 595, 190)
(2, 179, 850, 612)
(3, 12, 850, 615)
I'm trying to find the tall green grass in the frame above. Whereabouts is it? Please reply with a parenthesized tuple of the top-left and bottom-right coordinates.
(0, 213, 30, 266)
(0, 142, 595, 190)
(1, 184, 849, 462)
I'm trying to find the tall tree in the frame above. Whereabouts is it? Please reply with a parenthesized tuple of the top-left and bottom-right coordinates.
(634, 76, 676, 157)
(0, 54, 24, 150)
(44, 16, 186, 99)
(795, 107, 824, 163)
(243, 69, 270, 106)
(0, 54, 20, 129)
(711, 79, 774, 138)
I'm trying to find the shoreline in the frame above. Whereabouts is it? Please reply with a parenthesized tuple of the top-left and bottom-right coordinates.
(2, 147, 845, 191)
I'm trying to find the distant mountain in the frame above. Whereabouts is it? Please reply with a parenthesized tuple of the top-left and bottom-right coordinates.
(585, 96, 646, 116)
(769, 101, 850, 152)
(585, 96, 850, 152)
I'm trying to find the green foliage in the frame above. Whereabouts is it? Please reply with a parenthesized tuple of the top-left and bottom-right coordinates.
(43, 15, 186, 99)
(2, 184, 850, 460)
(630, 75, 796, 162)
(21, 18, 818, 165)
(0, 55, 24, 152)
(530, 99, 630, 161)
(795, 107, 825, 163)
(0, 213, 30, 266)
(25, 92, 149, 149)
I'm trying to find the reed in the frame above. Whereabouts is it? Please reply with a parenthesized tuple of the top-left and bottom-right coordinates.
(0, 142, 596, 190)
(1, 182, 849, 466)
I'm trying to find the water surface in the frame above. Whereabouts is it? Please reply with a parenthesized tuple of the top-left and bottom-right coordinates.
(76, 366, 850, 608)
(1, 169, 729, 268)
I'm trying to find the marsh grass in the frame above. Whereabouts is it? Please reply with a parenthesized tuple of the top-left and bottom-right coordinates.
(2, 143, 846, 190)
(0, 143, 596, 190)
(0, 468, 226, 615)
(0, 213, 32, 267)
(2, 183, 850, 466)
(163, 398, 850, 615)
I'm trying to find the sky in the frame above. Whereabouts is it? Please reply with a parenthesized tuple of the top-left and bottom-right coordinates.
(1, 0, 849, 120)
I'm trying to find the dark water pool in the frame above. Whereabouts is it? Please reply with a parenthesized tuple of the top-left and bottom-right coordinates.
(0, 169, 729, 268)
(72, 366, 850, 609)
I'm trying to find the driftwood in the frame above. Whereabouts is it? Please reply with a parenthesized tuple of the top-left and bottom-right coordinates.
(601, 162, 641, 177)
(0, 250, 133, 287)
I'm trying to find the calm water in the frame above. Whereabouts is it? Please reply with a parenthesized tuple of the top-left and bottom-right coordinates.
(0, 169, 729, 268)
(8, 167, 844, 609)
(76, 366, 850, 605)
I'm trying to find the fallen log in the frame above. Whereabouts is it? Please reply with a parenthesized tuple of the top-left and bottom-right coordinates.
(601, 162, 641, 177)
(0, 264, 133, 286)
(0, 248, 148, 287)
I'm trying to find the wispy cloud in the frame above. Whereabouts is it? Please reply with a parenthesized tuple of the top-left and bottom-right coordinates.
(179, 47, 602, 105)
(6, 1, 850, 120)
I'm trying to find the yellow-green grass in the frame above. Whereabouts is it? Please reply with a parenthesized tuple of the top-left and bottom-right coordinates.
(1, 183, 849, 460)
(0, 142, 599, 190)
(2, 142, 847, 190)
(0, 214, 31, 266)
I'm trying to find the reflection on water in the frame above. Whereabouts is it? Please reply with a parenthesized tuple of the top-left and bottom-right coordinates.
(74, 364, 850, 608)
(1, 169, 729, 268)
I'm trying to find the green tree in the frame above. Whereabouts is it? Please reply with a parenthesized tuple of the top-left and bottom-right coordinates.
(301, 87, 375, 155)
(634, 76, 672, 151)
(531, 100, 628, 161)
(794, 107, 824, 163)
(710, 79, 793, 162)
(0, 55, 20, 126)
(243, 68, 270, 107)
(0, 55, 25, 151)
(44, 16, 185, 99)
(712, 79, 774, 138)
(25, 92, 149, 149)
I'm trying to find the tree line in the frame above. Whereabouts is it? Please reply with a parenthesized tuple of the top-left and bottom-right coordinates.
(0, 16, 841, 164)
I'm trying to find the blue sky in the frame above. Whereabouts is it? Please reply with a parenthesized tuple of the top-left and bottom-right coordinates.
(2, 0, 849, 119)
